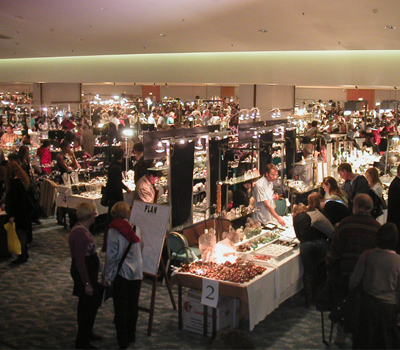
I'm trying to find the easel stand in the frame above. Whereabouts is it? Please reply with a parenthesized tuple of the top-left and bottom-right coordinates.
(139, 259, 176, 336)
(129, 201, 173, 336)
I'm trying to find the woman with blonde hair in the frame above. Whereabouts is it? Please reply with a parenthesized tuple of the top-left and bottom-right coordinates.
(5, 161, 32, 264)
(365, 167, 383, 198)
(102, 201, 143, 349)
(365, 167, 385, 223)
(69, 202, 103, 349)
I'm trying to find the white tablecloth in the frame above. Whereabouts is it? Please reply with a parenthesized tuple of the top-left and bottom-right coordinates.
(56, 186, 134, 216)
(173, 248, 303, 331)
(246, 249, 302, 330)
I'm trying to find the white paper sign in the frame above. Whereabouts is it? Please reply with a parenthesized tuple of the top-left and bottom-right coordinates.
(201, 278, 219, 308)
(129, 201, 171, 276)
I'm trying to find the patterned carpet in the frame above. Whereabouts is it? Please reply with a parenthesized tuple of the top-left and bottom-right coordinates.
(0, 218, 351, 349)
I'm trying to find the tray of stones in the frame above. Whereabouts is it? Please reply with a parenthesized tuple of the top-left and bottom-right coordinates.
(256, 243, 294, 260)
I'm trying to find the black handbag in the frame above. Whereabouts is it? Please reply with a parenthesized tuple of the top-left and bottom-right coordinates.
(328, 250, 370, 333)
(329, 284, 363, 333)
(100, 186, 109, 207)
(104, 243, 132, 302)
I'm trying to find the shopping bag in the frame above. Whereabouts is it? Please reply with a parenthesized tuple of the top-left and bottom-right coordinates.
(103, 284, 113, 303)
(5, 222, 21, 255)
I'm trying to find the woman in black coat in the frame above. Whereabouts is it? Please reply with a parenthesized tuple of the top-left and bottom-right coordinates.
(293, 192, 334, 306)
(5, 161, 32, 264)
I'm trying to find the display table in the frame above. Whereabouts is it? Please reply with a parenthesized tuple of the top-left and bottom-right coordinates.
(172, 248, 302, 334)
(57, 185, 134, 216)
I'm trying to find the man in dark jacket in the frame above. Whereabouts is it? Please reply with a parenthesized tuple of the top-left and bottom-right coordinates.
(133, 142, 152, 184)
(388, 164, 400, 252)
(105, 148, 132, 223)
(326, 194, 380, 345)
(338, 162, 369, 211)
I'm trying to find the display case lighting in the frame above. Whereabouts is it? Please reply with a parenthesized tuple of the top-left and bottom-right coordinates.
(155, 141, 166, 154)
(194, 138, 203, 150)
(122, 129, 134, 137)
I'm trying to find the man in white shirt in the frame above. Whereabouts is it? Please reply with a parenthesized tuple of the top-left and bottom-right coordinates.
(252, 164, 286, 226)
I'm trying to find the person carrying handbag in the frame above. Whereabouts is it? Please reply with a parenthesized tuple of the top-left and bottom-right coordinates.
(102, 202, 143, 350)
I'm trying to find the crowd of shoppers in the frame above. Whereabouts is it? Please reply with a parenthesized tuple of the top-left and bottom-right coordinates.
(2, 99, 400, 349)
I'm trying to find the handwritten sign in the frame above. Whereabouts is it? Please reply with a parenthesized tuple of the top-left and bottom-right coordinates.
(129, 201, 170, 276)
(201, 278, 219, 308)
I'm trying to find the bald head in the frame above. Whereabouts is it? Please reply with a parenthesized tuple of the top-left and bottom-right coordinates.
(353, 193, 373, 215)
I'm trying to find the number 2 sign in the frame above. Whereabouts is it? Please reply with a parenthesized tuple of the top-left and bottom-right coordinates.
(201, 278, 219, 308)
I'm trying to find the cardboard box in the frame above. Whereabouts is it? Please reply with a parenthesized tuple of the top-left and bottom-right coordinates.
(182, 289, 239, 336)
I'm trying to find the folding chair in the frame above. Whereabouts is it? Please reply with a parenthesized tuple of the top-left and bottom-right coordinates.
(165, 232, 200, 273)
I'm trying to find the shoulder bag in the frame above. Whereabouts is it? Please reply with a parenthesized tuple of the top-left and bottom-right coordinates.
(103, 242, 132, 302)
(329, 250, 370, 333)
(100, 185, 109, 207)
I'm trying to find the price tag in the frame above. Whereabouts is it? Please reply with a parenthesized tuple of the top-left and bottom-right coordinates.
(201, 278, 219, 308)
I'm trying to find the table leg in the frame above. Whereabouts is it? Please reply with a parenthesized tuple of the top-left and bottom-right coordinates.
(178, 284, 183, 330)
(203, 305, 208, 337)
(212, 307, 217, 338)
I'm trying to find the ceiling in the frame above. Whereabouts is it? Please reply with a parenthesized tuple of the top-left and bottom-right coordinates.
(1, 0, 400, 60)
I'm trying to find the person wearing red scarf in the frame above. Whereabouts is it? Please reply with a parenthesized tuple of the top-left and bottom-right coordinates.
(102, 202, 143, 349)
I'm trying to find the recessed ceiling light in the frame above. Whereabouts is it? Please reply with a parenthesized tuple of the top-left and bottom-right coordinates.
(385, 25, 396, 29)
(159, 33, 166, 37)
(258, 29, 267, 33)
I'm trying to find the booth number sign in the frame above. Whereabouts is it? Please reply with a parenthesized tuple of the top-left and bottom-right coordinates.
(201, 278, 219, 308)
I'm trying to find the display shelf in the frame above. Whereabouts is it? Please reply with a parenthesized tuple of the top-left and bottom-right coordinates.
(193, 207, 208, 213)
(222, 207, 257, 222)
(193, 189, 206, 195)
(147, 166, 168, 171)
(219, 174, 260, 186)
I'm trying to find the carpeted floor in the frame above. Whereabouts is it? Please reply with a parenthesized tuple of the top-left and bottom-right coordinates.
(0, 217, 351, 349)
